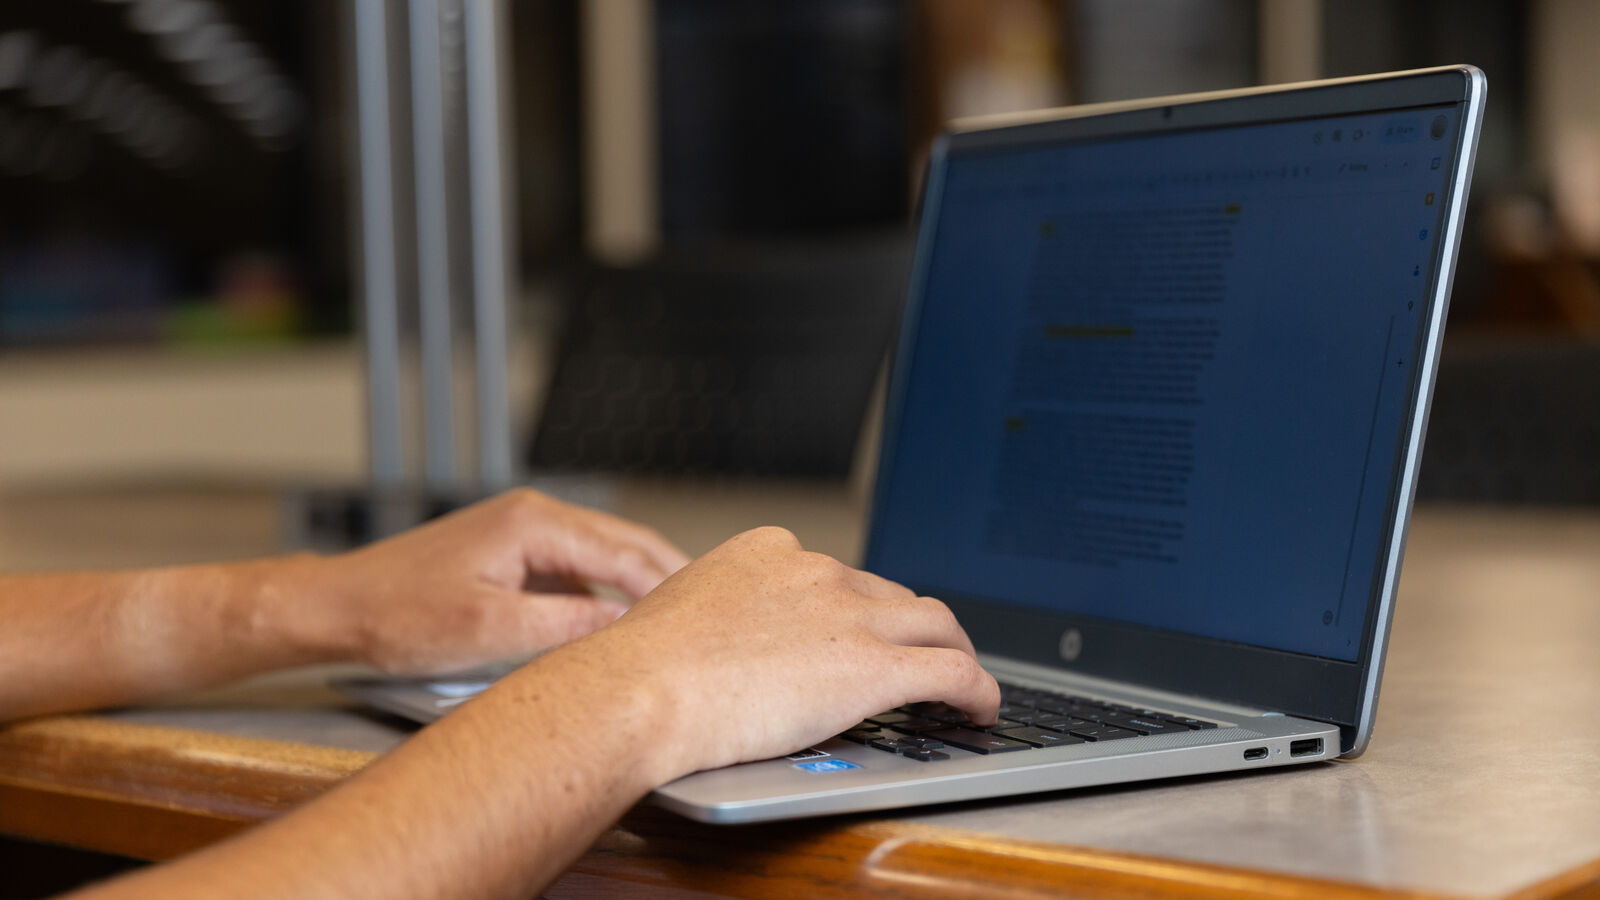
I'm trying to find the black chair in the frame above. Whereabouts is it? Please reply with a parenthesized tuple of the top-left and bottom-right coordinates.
(1417, 339, 1600, 505)
(530, 235, 909, 477)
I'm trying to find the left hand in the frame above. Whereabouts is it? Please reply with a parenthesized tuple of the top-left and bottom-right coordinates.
(291, 489, 690, 675)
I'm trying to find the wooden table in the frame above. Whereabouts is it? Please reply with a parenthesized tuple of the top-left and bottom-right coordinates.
(3, 482, 1599, 899)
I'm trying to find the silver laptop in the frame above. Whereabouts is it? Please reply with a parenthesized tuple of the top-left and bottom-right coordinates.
(340, 66, 1485, 824)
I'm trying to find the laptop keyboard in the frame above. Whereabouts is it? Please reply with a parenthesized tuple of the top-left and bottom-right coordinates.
(838, 682, 1219, 762)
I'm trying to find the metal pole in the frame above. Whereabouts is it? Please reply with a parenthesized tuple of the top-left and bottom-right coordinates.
(1259, 0, 1323, 85)
(464, 0, 514, 488)
(408, 0, 457, 488)
(353, 0, 405, 487)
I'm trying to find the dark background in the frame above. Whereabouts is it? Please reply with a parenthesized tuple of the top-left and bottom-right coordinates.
(0, 0, 1593, 493)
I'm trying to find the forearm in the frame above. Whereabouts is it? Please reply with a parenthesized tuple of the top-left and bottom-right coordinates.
(48, 525, 994, 900)
(0, 556, 344, 722)
(69, 636, 677, 900)
(0, 489, 691, 724)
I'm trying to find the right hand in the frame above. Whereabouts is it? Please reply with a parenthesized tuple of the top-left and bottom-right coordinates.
(554, 526, 1000, 782)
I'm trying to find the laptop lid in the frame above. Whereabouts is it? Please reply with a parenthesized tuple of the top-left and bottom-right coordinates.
(863, 67, 1486, 756)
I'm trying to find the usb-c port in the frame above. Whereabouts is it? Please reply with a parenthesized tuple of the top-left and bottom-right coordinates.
(1290, 738, 1323, 758)
(1243, 747, 1268, 761)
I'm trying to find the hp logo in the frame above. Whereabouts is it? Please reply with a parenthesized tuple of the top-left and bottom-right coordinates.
(1058, 628, 1083, 662)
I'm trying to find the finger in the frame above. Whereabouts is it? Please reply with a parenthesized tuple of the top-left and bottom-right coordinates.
(483, 593, 630, 655)
(542, 490, 690, 572)
(865, 595, 978, 657)
(530, 520, 684, 600)
(569, 505, 692, 577)
(499, 490, 690, 596)
(891, 646, 1001, 726)
(609, 519, 692, 576)
(522, 573, 591, 596)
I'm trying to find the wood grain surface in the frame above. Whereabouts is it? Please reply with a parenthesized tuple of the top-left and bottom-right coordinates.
(0, 715, 1491, 899)
(0, 716, 370, 860)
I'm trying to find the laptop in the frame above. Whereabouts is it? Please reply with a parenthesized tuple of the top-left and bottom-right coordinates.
(338, 66, 1486, 824)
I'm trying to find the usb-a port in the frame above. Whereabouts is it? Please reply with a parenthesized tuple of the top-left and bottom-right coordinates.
(1290, 738, 1323, 758)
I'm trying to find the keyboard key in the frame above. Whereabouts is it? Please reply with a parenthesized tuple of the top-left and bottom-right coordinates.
(1032, 715, 1090, 732)
(1101, 715, 1193, 736)
(901, 748, 951, 762)
(883, 717, 947, 734)
(993, 726, 1086, 748)
(1032, 699, 1092, 716)
(903, 701, 973, 723)
(926, 728, 1033, 754)
(865, 711, 923, 727)
(994, 683, 1219, 734)
(839, 730, 879, 744)
(1064, 724, 1139, 742)
(998, 709, 1052, 726)
(1000, 687, 1047, 706)
(974, 720, 1020, 733)
(870, 734, 945, 752)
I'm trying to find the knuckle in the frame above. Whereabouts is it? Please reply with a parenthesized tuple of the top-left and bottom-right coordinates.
(932, 646, 978, 680)
(481, 489, 538, 528)
(508, 486, 546, 504)
(507, 487, 556, 519)
(745, 524, 800, 546)
(612, 544, 650, 574)
(797, 550, 847, 581)
(918, 595, 959, 627)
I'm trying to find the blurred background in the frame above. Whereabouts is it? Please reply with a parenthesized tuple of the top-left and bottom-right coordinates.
(0, 0, 1597, 558)
(5, 5, 1597, 891)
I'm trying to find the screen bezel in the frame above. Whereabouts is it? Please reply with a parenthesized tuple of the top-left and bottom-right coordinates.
(863, 67, 1486, 754)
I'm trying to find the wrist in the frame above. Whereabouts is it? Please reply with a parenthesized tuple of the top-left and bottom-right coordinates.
(491, 630, 695, 794)
(228, 553, 355, 668)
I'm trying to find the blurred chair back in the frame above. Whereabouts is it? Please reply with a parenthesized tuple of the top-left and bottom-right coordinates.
(530, 235, 909, 477)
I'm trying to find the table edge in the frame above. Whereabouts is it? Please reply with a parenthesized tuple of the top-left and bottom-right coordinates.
(0, 715, 1581, 900)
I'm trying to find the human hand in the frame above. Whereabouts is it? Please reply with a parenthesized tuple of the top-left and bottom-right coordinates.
(544, 526, 999, 783)
(293, 489, 690, 675)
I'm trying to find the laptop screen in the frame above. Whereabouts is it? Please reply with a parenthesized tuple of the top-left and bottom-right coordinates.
(869, 102, 1463, 664)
